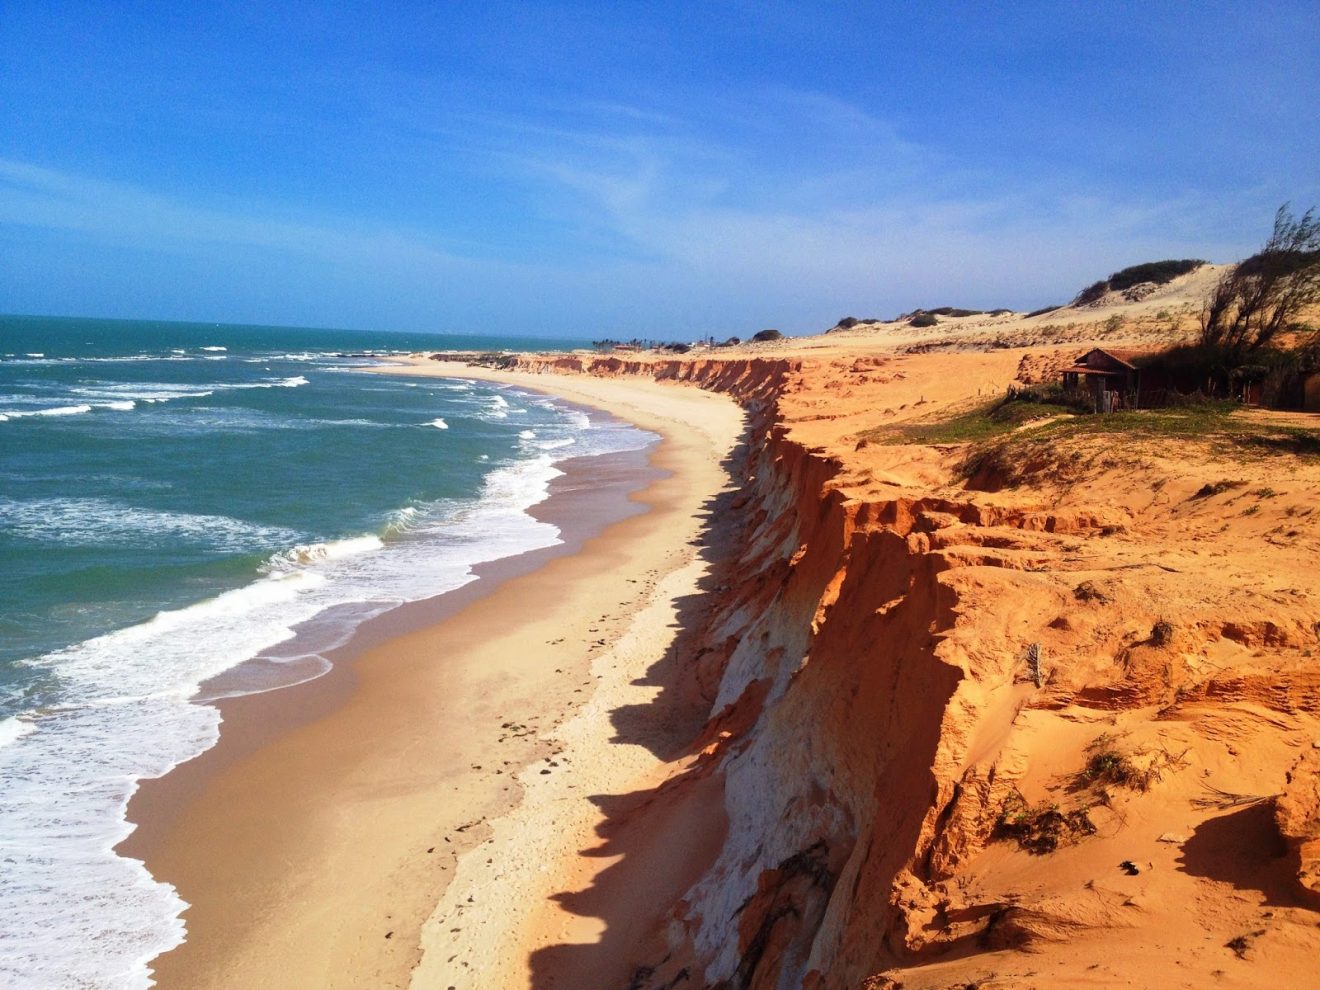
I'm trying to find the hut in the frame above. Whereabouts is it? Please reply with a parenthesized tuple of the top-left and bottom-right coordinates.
(1062, 348, 1143, 412)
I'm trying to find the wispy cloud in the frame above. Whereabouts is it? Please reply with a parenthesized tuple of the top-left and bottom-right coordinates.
(0, 80, 1278, 334)
(0, 158, 472, 271)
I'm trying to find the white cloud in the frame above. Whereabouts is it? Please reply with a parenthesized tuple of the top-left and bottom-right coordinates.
(0, 81, 1278, 335)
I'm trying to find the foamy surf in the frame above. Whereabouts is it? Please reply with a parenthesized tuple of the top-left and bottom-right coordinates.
(0, 452, 583, 987)
(0, 716, 34, 749)
(0, 325, 652, 988)
(0, 498, 305, 551)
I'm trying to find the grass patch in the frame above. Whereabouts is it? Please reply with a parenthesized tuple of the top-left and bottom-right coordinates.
(862, 394, 1319, 486)
(858, 390, 1080, 447)
(959, 402, 1319, 488)
(1235, 428, 1320, 459)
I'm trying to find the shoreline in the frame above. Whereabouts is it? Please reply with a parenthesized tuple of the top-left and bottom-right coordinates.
(122, 358, 745, 988)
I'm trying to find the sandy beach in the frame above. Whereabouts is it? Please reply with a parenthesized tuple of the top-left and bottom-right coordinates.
(121, 359, 745, 988)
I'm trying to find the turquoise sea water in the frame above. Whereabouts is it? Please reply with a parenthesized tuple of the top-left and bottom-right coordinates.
(0, 315, 652, 987)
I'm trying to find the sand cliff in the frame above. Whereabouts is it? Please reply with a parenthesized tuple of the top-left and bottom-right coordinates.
(442, 330, 1320, 989)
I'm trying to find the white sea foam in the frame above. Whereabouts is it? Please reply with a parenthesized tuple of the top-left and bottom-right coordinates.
(261, 535, 385, 574)
(0, 717, 35, 749)
(0, 451, 574, 986)
(16, 403, 92, 417)
(200, 345, 227, 352)
(0, 497, 304, 551)
(428, 417, 449, 429)
(0, 398, 145, 419)
(50, 377, 305, 414)
(518, 429, 536, 439)
(0, 380, 658, 988)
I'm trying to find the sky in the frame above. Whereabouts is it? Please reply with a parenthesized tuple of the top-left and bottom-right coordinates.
(2, 2, 1318, 338)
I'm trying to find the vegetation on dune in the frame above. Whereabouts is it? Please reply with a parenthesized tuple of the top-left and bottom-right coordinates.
(994, 791, 1095, 854)
(1076, 259, 1207, 304)
(857, 384, 1085, 446)
(959, 402, 1320, 489)
(1118, 204, 1320, 406)
(997, 735, 1184, 855)
(858, 377, 1318, 490)
(1108, 259, 1207, 291)
(829, 316, 886, 332)
(899, 307, 1005, 326)
(751, 328, 784, 342)
(927, 306, 987, 318)
(1025, 304, 1062, 318)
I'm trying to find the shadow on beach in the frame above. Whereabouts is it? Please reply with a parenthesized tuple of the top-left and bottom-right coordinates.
(528, 435, 751, 988)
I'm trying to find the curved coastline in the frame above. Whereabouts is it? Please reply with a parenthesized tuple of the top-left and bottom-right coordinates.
(120, 361, 746, 988)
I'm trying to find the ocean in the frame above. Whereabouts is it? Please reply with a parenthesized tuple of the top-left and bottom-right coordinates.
(0, 315, 655, 987)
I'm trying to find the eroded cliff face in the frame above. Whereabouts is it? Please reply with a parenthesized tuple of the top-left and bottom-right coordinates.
(470, 351, 1320, 989)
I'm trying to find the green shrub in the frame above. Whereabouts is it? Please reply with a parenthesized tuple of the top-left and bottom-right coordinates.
(909, 313, 939, 328)
(1108, 259, 1205, 290)
(1026, 304, 1061, 318)
(751, 328, 783, 342)
(1077, 280, 1110, 305)
(927, 307, 985, 317)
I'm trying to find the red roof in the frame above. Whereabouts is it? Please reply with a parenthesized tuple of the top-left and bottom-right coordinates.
(1076, 347, 1143, 369)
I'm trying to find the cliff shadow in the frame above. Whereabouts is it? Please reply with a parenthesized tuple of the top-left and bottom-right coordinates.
(604, 437, 754, 763)
(526, 436, 753, 987)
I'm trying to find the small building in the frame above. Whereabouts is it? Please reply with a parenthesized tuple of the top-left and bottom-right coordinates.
(1062, 348, 1144, 413)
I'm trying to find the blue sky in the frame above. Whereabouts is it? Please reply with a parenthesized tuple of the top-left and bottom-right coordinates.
(2, 2, 1318, 337)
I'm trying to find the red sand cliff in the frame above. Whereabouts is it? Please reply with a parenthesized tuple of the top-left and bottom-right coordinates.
(466, 337, 1320, 989)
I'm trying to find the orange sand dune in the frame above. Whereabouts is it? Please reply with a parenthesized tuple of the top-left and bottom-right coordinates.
(399, 284, 1320, 989)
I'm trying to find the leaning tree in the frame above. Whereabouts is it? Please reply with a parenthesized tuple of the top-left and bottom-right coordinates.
(1201, 204, 1320, 362)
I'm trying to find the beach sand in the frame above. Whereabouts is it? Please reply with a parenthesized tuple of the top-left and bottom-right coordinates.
(121, 360, 744, 989)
